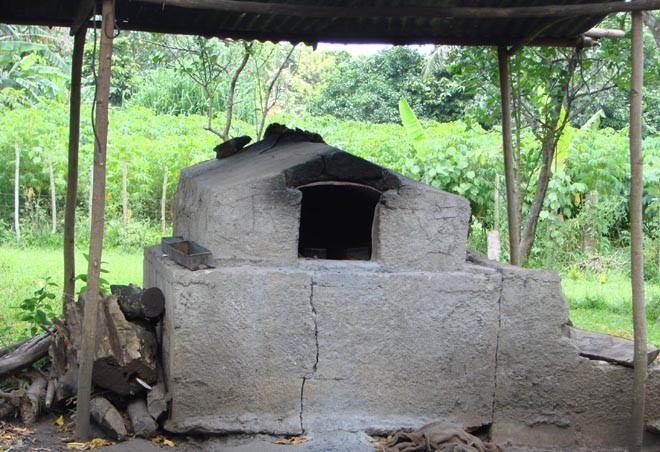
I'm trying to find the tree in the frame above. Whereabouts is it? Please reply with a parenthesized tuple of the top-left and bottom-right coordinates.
(307, 46, 468, 124)
(0, 25, 69, 107)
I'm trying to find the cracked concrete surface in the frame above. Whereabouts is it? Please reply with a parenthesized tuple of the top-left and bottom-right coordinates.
(300, 277, 319, 434)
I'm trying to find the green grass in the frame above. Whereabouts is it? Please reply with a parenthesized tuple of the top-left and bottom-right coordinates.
(0, 245, 143, 345)
(1, 245, 658, 348)
(561, 271, 660, 347)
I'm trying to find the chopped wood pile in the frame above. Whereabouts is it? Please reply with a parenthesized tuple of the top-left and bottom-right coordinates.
(0, 284, 168, 440)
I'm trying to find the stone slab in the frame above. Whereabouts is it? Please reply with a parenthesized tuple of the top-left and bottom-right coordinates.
(570, 326, 660, 367)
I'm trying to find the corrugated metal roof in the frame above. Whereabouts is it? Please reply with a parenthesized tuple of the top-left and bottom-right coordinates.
(0, 0, 623, 45)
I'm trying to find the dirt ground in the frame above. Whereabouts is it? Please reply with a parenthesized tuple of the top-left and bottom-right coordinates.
(2, 415, 655, 452)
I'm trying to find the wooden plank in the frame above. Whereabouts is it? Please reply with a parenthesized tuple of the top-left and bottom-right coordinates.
(570, 327, 658, 368)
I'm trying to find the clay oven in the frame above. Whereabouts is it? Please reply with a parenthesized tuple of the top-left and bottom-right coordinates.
(144, 128, 659, 448)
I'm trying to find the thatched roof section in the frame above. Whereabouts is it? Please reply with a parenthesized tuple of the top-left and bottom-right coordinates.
(2, 0, 655, 46)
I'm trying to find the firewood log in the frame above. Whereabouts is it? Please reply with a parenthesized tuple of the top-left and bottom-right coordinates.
(0, 331, 51, 378)
(19, 368, 47, 424)
(110, 285, 165, 322)
(127, 397, 158, 438)
(90, 396, 127, 441)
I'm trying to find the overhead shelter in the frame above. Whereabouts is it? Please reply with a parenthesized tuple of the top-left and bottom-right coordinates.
(1, 0, 658, 449)
(2, 0, 656, 45)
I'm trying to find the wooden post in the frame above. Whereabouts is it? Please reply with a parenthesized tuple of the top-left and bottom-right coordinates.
(161, 166, 168, 234)
(13, 144, 20, 243)
(64, 26, 86, 305)
(75, 0, 114, 441)
(47, 153, 56, 234)
(629, 10, 647, 452)
(88, 165, 93, 230)
(494, 173, 500, 230)
(122, 161, 128, 228)
(497, 47, 521, 265)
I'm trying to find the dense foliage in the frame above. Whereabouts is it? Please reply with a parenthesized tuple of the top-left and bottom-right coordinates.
(0, 18, 658, 279)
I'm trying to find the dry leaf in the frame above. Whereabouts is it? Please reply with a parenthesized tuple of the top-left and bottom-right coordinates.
(55, 415, 65, 426)
(66, 438, 114, 449)
(152, 434, 176, 447)
(272, 436, 309, 445)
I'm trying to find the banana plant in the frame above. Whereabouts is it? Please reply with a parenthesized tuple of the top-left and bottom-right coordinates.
(399, 96, 432, 183)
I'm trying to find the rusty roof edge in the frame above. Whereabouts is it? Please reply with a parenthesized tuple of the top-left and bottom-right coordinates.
(133, 0, 660, 19)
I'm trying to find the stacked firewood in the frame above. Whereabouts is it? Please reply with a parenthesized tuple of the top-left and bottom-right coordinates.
(0, 285, 168, 440)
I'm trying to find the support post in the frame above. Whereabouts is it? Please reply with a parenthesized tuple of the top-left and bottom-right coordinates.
(497, 46, 521, 265)
(629, 10, 647, 452)
(75, 0, 114, 441)
(64, 26, 86, 305)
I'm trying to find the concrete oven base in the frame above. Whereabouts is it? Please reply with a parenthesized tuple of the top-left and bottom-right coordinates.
(145, 247, 660, 449)
(145, 247, 501, 435)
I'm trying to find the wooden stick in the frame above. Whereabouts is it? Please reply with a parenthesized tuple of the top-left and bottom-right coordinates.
(47, 152, 56, 234)
(75, 0, 115, 441)
(161, 166, 168, 234)
(64, 26, 86, 306)
(14, 143, 20, 243)
(497, 47, 521, 266)
(122, 161, 128, 228)
(629, 11, 647, 452)
(136, 0, 660, 19)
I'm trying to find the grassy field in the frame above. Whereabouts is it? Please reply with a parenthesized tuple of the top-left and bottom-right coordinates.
(0, 246, 143, 345)
(0, 245, 658, 347)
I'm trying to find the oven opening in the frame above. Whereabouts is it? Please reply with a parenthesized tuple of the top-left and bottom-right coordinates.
(298, 182, 381, 260)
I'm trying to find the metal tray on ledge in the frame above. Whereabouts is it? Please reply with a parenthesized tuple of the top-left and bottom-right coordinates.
(161, 236, 212, 270)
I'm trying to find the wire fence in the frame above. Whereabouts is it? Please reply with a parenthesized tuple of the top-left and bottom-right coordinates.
(0, 191, 171, 229)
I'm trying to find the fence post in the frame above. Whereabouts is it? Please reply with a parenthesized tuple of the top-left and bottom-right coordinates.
(47, 152, 57, 234)
(14, 144, 20, 242)
(88, 165, 93, 229)
(122, 161, 128, 228)
(161, 166, 168, 234)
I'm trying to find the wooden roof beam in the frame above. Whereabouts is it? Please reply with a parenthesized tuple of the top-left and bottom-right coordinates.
(70, 0, 97, 35)
(135, 0, 660, 19)
(584, 27, 626, 38)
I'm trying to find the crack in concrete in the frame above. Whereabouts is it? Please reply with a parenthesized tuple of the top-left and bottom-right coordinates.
(300, 277, 319, 434)
(490, 269, 504, 425)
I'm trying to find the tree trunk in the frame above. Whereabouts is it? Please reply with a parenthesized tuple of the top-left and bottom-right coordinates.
(642, 11, 660, 48)
(519, 108, 561, 264)
(497, 47, 521, 265)
(75, 0, 115, 440)
(222, 42, 251, 142)
(629, 11, 647, 452)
